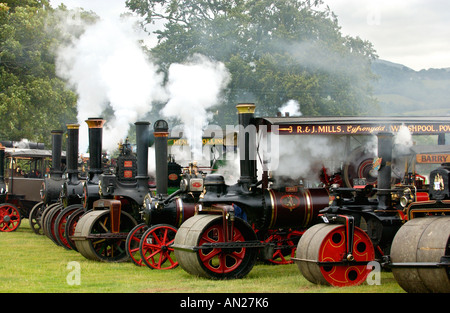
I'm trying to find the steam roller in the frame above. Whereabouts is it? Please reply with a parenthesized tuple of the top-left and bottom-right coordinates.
(72, 118, 143, 262)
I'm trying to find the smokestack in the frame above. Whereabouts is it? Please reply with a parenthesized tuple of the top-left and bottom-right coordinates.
(85, 118, 106, 178)
(50, 130, 64, 177)
(377, 132, 393, 209)
(135, 121, 150, 181)
(154, 120, 169, 196)
(61, 124, 83, 207)
(0, 145, 5, 192)
(236, 103, 257, 186)
(66, 124, 80, 176)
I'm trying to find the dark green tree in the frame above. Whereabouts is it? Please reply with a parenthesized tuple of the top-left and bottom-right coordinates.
(0, 0, 78, 146)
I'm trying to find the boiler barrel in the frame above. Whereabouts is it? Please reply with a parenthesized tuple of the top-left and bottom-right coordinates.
(264, 188, 329, 229)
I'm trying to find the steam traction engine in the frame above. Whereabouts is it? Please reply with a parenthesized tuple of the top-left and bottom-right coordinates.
(71, 119, 198, 266)
(172, 103, 450, 292)
(172, 104, 330, 279)
(295, 132, 450, 292)
(126, 120, 199, 269)
(72, 120, 147, 262)
(53, 123, 85, 249)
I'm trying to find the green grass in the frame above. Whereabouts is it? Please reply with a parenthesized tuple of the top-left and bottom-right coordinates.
(0, 220, 404, 293)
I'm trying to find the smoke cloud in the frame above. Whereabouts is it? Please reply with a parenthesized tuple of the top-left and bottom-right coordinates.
(278, 100, 302, 116)
(269, 134, 347, 183)
(55, 13, 166, 153)
(394, 124, 413, 155)
(162, 54, 231, 161)
(55, 12, 230, 168)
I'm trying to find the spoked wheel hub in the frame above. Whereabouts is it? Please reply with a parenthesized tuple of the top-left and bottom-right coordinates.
(140, 224, 178, 270)
(54, 204, 83, 249)
(263, 229, 303, 265)
(125, 223, 149, 266)
(0, 204, 21, 232)
(28, 202, 45, 235)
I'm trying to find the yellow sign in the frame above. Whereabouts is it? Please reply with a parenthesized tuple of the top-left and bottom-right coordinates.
(168, 138, 224, 146)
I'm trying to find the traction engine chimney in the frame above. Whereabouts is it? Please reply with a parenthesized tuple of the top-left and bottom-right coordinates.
(154, 120, 169, 196)
(377, 132, 393, 209)
(0, 146, 5, 195)
(135, 121, 150, 186)
(236, 103, 257, 187)
(50, 130, 64, 178)
(85, 118, 106, 179)
(66, 124, 80, 177)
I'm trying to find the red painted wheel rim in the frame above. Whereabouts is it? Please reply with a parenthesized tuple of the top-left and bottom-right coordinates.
(56, 209, 77, 249)
(198, 224, 246, 274)
(127, 224, 148, 266)
(49, 208, 61, 242)
(318, 225, 374, 287)
(0, 204, 21, 232)
(141, 225, 178, 270)
(65, 209, 84, 250)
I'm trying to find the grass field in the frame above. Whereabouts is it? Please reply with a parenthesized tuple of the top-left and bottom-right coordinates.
(0, 219, 405, 294)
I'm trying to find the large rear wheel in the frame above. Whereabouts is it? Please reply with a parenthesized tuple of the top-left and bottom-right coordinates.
(29, 201, 45, 235)
(44, 203, 63, 245)
(64, 207, 86, 251)
(54, 204, 83, 249)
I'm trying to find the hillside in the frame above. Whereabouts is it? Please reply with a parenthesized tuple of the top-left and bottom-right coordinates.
(371, 59, 450, 116)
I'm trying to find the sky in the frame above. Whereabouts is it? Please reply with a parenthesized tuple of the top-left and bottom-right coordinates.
(50, 0, 450, 71)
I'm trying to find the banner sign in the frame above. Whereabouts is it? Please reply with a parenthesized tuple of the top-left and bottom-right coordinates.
(416, 154, 450, 164)
(273, 122, 450, 135)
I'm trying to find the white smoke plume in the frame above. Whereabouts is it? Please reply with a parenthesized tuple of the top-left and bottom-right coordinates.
(55, 14, 167, 153)
(279, 99, 302, 116)
(269, 135, 347, 184)
(55, 11, 230, 167)
(161, 54, 231, 161)
(394, 124, 413, 155)
(363, 124, 413, 158)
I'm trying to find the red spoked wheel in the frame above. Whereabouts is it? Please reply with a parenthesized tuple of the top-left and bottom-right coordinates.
(64, 207, 86, 251)
(0, 203, 21, 232)
(139, 224, 178, 270)
(54, 204, 83, 249)
(297, 223, 375, 287)
(264, 229, 303, 265)
(44, 204, 63, 245)
(126, 223, 149, 266)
